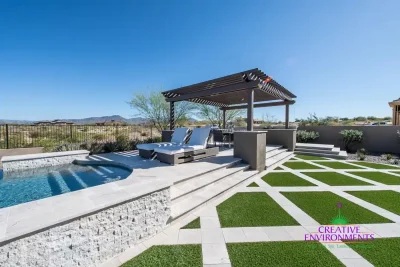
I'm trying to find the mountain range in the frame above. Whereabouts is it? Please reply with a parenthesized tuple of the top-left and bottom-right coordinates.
(0, 115, 148, 125)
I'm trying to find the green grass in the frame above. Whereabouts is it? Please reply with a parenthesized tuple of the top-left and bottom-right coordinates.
(121, 245, 202, 267)
(227, 241, 344, 267)
(302, 172, 372, 186)
(346, 190, 400, 215)
(346, 238, 400, 267)
(247, 182, 259, 187)
(350, 161, 400, 169)
(348, 171, 400, 185)
(274, 166, 284, 170)
(262, 172, 316, 187)
(217, 192, 299, 227)
(313, 161, 364, 169)
(181, 218, 200, 229)
(281, 192, 393, 224)
(294, 154, 328, 160)
(283, 162, 323, 169)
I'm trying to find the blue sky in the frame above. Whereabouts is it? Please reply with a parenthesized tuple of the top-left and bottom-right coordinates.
(1, 0, 399, 121)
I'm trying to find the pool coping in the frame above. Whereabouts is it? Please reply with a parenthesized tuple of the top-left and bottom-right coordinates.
(1, 150, 90, 162)
(0, 158, 172, 245)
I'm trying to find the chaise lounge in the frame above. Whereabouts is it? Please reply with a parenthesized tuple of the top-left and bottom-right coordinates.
(137, 127, 190, 158)
(154, 127, 219, 165)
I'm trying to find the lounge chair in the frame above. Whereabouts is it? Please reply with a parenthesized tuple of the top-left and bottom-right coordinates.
(137, 127, 190, 158)
(154, 127, 219, 165)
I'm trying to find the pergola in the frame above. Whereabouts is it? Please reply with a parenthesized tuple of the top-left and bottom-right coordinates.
(162, 68, 296, 131)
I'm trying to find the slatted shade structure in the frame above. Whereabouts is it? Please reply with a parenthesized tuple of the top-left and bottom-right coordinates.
(162, 68, 296, 131)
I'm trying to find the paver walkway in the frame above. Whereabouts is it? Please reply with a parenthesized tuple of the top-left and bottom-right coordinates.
(104, 156, 400, 267)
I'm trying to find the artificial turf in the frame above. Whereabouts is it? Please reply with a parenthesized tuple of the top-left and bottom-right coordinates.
(283, 162, 323, 170)
(350, 161, 400, 169)
(348, 171, 400, 185)
(294, 154, 328, 160)
(346, 190, 400, 215)
(313, 161, 364, 169)
(181, 217, 200, 229)
(274, 166, 284, 170)
(281, 191, 392, 224)
(216, 192, 299, 227)
(247, 182, 259, 187)
(345, 238, 400, 267)
(302, 172, 372, 186)
(262, 172, 316, 187)
(121, 244, 202, 267)
(227, 241, 344, 267)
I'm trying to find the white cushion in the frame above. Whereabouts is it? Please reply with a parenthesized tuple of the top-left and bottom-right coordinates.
(171, 127, 189, 143)
(154, 145, 205, 155)
(188, 127, 211, 147)
(137, 142, 177, 151)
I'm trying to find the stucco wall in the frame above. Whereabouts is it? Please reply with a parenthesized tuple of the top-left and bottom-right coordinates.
(0, 188, 170, 267)
(298, 126, 400, 153)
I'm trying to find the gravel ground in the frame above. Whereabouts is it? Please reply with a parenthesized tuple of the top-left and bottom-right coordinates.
(347, 152, 400, 165)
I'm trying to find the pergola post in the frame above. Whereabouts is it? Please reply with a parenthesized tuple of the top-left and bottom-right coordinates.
(285, 103, 289, 129)
(222, 108, 226, 129)
(247, 88, 254, 131)
(170, 101, 175, 130)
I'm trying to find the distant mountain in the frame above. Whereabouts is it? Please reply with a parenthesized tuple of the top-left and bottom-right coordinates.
(0, 115, 148, 125)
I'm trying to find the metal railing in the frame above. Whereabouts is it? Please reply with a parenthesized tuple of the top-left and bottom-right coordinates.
(0, 124, 158, 149)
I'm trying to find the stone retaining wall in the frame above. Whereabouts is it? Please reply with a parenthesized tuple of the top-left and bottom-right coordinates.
(1, 150, 90, 171)
(0, 188, 170, 267)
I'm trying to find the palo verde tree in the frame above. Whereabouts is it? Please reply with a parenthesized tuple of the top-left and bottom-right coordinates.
(128, 92, 196, 133)
(196, 104, 245, 128)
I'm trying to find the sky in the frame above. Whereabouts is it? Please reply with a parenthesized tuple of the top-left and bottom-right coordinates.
(1, 0, 399, 122)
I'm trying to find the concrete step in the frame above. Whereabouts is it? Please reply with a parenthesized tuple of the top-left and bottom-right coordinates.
(266, 145, 283, 153)
(173, 157, 242, 185)
(266, 148, 288, 160)
(296, 143, 334, 150)
(266, 151, 294, 169)
(294, 147, 340, 155)
(170, 168, 258, 222)
(294, 150, 348, 160)
(171, 163, 249, 203)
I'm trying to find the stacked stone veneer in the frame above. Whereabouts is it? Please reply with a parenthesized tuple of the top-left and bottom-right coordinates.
(0, 189, 170, 267)
(1, 151, 89, 172)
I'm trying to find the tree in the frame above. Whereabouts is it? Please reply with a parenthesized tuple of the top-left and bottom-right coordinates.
(196, 105, 245, 128)
(128, 92, 196, 133)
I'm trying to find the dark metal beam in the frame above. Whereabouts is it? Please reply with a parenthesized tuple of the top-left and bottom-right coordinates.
(285, 104, 289, 129)
(247, 88, 254, 131)
(221, 100, 295, 111)
(170, 101, 175, 130)
(222, 109, 226, 129)
(165, 81, 259, 102)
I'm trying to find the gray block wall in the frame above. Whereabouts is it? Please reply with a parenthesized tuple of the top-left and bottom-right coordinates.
(298, 126, 400, 153)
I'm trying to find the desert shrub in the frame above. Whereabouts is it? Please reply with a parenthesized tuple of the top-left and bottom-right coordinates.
(383, 154, 393, 161)
(393, 159, 399, 165)
(35, 138, 62, 152)
(29, 131, 41, 139)
(115, 134, 131, 151)
(358, 148, 367, 155)
(91, 133, 107, 142)
(296, 130, 319, 143)
(141, 132, 147, 137)
(339, 130, 363, 152)
(358, 154, 366, 161)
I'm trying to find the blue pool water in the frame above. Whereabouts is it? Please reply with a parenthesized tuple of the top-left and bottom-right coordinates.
(0, 164, 132, 208)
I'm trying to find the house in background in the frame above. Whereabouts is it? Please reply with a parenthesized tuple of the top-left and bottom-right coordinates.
(389, 97, 400, 125)
(34, 120, 74, 125)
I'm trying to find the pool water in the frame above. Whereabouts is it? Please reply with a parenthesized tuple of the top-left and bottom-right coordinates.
(0, 164, 131, 208)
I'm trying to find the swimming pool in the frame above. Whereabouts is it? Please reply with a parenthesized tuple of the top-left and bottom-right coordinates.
(0, 163, 132, 208)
